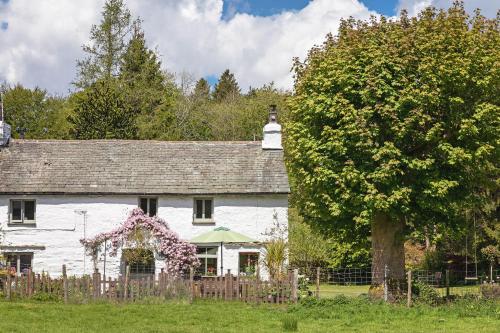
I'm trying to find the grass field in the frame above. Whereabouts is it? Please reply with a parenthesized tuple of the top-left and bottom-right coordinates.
(318, 284, 369, 297)
(317, 284, 482, 298)
(0, 298, 498, 333)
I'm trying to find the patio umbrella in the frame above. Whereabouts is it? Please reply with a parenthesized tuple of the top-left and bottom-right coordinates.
(190, 227, 258, 275)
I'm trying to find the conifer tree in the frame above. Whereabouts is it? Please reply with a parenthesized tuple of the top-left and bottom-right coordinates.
(75, 0, 133, 88)
(120, 19, 166, 116)
(69, 79, 137, 139)
(193, 78, 211, 100)
(213, 69, 240, 102)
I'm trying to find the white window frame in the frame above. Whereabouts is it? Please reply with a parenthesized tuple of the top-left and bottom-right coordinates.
(9, 199, 36, 224)
(238, 252, 260, 276)
(5, 252, 33, 275)
(193, 197, 214, 223)
(196, 246, 218, 276)
(138, 197, 158, 217)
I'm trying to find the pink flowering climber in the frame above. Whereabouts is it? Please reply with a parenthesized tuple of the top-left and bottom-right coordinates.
(81, 208, 199, 276)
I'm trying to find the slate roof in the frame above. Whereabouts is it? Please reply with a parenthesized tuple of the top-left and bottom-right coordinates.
(0, 140, 289, 195)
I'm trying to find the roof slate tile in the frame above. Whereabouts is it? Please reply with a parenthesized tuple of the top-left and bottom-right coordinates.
(0, 140, 289, 195)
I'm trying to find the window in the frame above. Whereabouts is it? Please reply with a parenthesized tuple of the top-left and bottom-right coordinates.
(196, 247, 218, 276)
(239, 253, 259, 276)
(139, 197, 157, 217)
(193, 198, 213, 222)
(5, 253, 32, 275)
(9, 200, 36, 224)
(122, 248, 155, 278)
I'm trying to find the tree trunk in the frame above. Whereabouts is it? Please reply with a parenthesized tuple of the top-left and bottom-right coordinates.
(371, 212, 405, 286)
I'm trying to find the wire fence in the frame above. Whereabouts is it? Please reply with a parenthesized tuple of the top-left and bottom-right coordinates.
(296, 266, 500, 301)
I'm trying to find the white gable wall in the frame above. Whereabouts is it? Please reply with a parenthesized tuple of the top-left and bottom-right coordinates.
(0, 194, 288, 278)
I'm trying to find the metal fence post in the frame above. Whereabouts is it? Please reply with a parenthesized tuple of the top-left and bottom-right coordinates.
(445, 269, 450, 300)
(407, 270, 412, 307)
(383, 264, 388, 302)
(292, 269, 299, 303)
(316, 267, 320, 299)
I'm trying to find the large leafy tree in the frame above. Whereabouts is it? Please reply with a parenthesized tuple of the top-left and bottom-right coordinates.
(75, 0, 133, 88)
(286, 3, 499, 285)
(69, 79, 137, 139)
(1, 84, 71, 139)
(208, 83, 288, 141)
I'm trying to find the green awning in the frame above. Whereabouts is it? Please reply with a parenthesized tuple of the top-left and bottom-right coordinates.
(190, 227, 258, 244)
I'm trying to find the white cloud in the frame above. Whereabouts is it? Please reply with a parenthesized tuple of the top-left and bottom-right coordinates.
(0, 0, 376, 94)
(0, 0, 102, 94)
(0, 0, 496, 95)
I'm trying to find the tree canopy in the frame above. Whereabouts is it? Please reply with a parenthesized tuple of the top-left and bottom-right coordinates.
(285, 3, 499, 283)
(1, 84, 71, 139)
(120, 20, 167, 116)
(69, 79, 137, 139)
(75, 0, 133, 88)
(213, 69, 240, 102)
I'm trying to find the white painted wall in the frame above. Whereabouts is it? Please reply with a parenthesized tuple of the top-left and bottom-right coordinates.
(0, 194, 288, 278)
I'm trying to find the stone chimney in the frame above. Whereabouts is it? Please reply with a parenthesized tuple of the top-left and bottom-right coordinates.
(262, 105, 282, 150)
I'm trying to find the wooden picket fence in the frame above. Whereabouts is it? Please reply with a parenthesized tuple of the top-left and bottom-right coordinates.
(194, 270, 297, 304)
(2, 265, 298, 304)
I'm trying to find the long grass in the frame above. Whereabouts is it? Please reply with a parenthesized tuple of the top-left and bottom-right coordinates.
(0, 297, 498, 332)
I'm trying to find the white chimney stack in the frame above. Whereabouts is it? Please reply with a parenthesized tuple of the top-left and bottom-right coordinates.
(262, 105, 282, 150)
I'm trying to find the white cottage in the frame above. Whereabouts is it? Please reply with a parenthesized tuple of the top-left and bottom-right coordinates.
(0, 112, 289, 278)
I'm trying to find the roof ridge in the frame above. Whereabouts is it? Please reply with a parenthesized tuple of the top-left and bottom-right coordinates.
(11, 139, 262, 144)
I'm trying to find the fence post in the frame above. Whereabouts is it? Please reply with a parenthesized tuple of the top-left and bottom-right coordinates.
(256, 266, 261, 304)
(6, 273, 11, 300)
(27, 268, 32, 297)
(225, 269, 231, 301)
(445, 269, 450, 300)
(407, 270, 412, 308)
(124, 265, 130, 300)
(189, 267, 194, 304)
(316, 267, 320, 299)
(62, 265, 68, 304)
(383, 264, 388, 302)
(292, 268, 299, 303)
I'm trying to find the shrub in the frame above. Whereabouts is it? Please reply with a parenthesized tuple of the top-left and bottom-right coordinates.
(420, 250, 445, 271)
(297, 275, 312, 298)
(31, 292, 62, 302)
(299, 294, 352, 308)
(480, 284, 500, 300)
(411, 281, 441, 305)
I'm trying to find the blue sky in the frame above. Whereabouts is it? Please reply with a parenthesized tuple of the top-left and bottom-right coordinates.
(222, 0, 399, 18)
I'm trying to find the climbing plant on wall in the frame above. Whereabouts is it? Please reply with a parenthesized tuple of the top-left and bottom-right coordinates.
(81, 208, 199, 275)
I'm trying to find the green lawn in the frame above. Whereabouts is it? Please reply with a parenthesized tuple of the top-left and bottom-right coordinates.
(317, 284, 482, 298)
(0, 298, 498, 333)
(318, 284, 370, 297)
